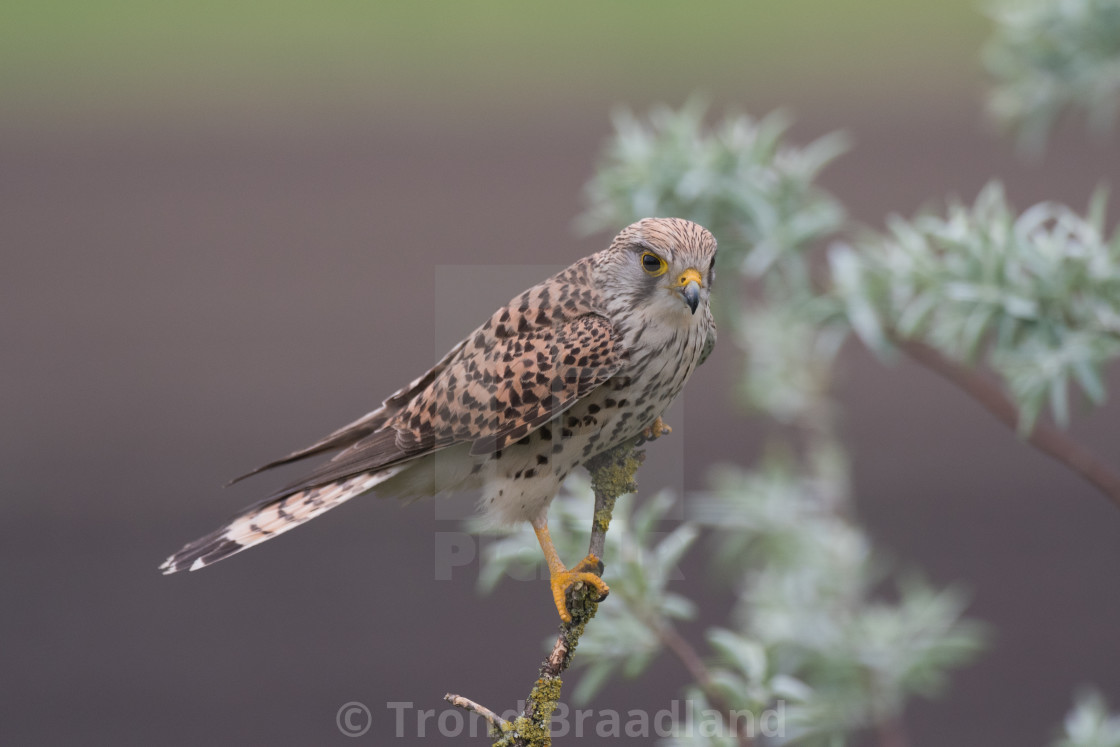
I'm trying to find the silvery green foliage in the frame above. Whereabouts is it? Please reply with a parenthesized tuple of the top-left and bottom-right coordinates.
(735, 303, 848, 423)
(467, 98, 1120, 747)
(580, 100, 847, 283)
(580, 101, 848, 422)
(1054, 690, 1120, 747)
(984, 0, 1120, 152)
(462, 102, 989, 747)
(584, 103, 992, 745)
(692, 464, 988, 746)
(833, 182, 1120, 431)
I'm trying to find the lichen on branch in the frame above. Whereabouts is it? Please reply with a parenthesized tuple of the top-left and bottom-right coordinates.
(449, 440, 644, 747)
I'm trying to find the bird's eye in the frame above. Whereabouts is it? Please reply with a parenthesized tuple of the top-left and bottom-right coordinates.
(640, 252, 667, 277)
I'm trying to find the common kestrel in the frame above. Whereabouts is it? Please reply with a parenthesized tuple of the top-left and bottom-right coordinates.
(161, 217, 717, 621)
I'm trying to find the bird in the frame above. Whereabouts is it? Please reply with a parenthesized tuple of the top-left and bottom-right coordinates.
(160, 217, 717, 622)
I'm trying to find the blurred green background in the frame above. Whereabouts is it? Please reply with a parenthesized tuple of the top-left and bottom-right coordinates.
(3, 0, 984, 127)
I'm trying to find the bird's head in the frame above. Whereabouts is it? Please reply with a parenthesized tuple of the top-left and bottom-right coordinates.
(598, 217, 717, 322)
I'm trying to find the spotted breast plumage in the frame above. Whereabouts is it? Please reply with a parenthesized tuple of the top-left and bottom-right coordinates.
(160, 217, 717, 621)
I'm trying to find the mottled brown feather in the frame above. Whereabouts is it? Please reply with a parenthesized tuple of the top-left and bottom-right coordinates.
(255, 284, 624, 497)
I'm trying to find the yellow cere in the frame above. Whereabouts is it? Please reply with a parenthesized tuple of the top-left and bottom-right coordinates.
(676, 268, 703, 287)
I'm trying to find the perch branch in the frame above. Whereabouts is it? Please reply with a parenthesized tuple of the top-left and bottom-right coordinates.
(896, 338, 1120, 511)
(490, 440, 644, 747)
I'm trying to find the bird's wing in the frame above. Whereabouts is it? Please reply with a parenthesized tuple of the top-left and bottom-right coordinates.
(699, 311, 716, 366)
(160, 313, 621, 574)
(270, 313, 625, 497)
(227, 338, 470, 483)
(457, 313, 625, 457)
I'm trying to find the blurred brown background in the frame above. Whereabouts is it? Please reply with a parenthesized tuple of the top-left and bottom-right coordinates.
(3, 2, 1119, 744)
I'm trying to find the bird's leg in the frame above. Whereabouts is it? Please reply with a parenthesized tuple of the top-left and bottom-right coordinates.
(531, 516, 609, 623)
(640, 416, 672, 442)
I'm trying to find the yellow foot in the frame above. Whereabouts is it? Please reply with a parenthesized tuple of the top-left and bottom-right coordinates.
(549, 554, 610, 623)
(640, 416, 672, 442)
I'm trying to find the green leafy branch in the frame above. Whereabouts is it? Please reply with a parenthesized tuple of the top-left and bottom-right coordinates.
(984, 0, 1120, 152)
(559, 97, 1118, 744)
(835, 183, 1120, 507)
(464, 57, 1120, 737)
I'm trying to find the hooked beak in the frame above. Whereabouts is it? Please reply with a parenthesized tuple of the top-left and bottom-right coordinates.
(675, 268, 703, 314)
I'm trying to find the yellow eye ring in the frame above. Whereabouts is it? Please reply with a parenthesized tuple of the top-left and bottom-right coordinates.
(640, 251, 668, 277)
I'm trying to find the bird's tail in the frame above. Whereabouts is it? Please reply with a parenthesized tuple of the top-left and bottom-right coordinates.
(159, 467, 404, 574)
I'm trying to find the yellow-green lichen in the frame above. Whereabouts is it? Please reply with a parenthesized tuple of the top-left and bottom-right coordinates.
(496, 677, 563, 747)
(592, 497, 618, 535)
(588, 450, 642, 500)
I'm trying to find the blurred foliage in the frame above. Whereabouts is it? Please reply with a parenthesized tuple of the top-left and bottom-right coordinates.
(437, 0, 1120, 733)
(580, 102, 848, 281)
(581, 101, 849, 423)
(984, 0, 1120, 152)
(1054, 690, 1120, 747)
(468, 88, 1120, 742)
(571, 98, 1120, 743)
(475, 103, 991, 745)
(693, 465, 987, 745)
(836, 182, 1120, 431)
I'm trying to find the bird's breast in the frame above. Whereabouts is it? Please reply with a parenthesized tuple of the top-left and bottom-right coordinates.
(471, 312, 711, 525)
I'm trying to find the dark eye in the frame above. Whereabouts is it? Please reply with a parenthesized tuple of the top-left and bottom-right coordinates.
(640, 252, 667, 276)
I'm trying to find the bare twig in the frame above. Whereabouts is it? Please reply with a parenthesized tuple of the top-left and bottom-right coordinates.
(654, 622, 755, 747)
(874, 714, 911, 747)
(655, 623, 719, 700)
(897, 338, 1120, 511)
(444, 693, 510, 731)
